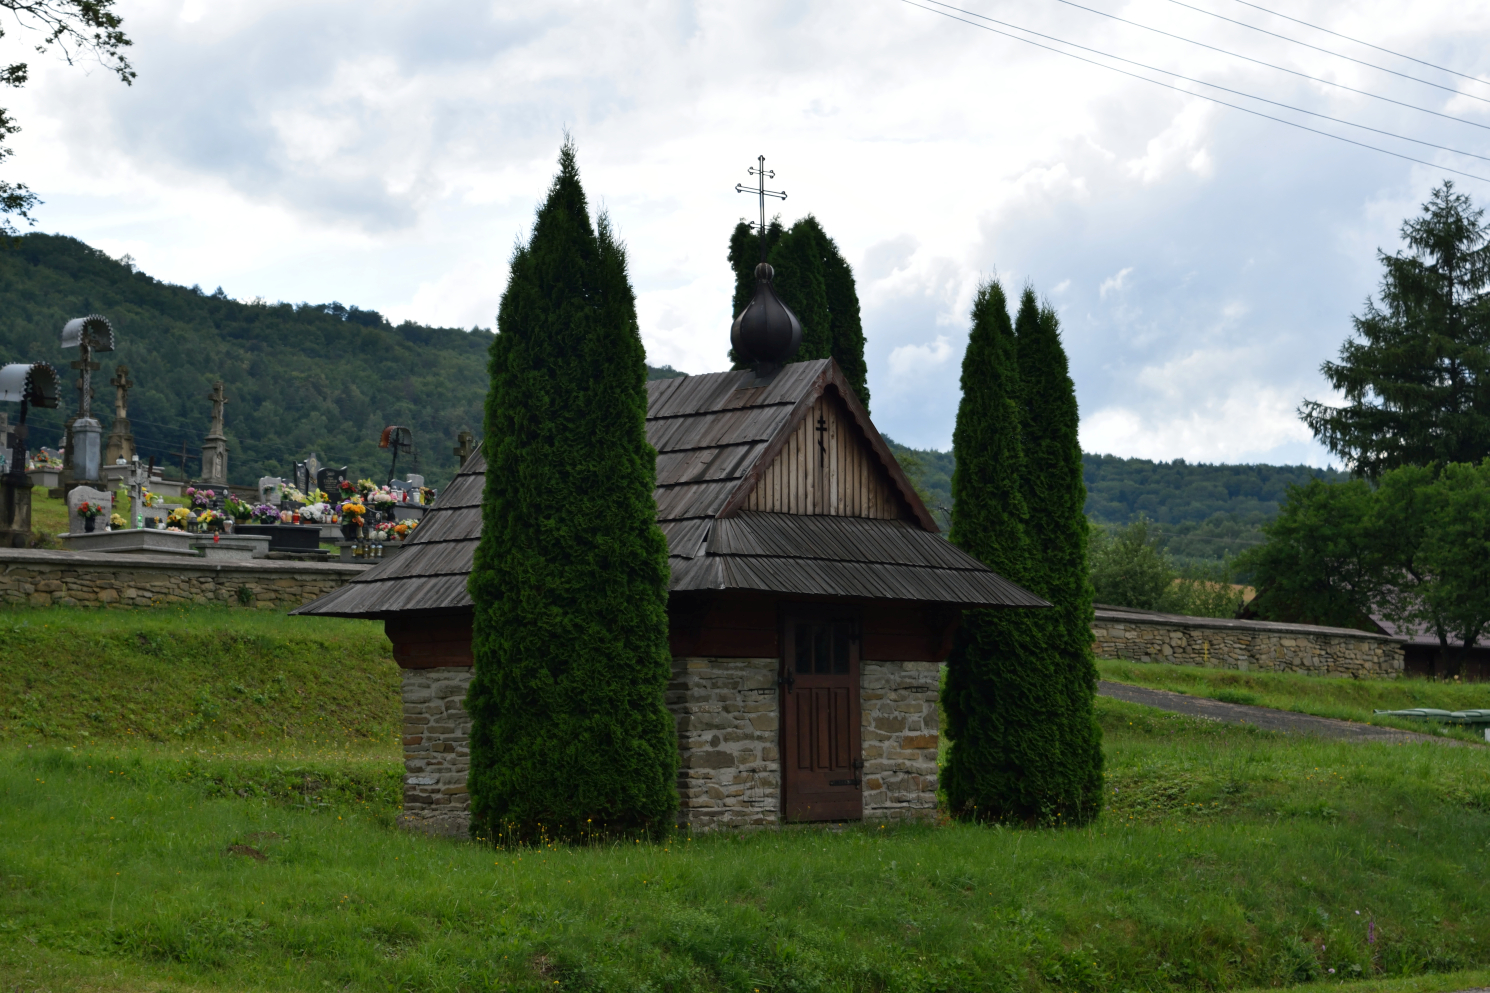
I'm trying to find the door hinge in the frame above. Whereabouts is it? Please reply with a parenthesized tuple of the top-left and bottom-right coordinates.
(777, 670, 795, 693)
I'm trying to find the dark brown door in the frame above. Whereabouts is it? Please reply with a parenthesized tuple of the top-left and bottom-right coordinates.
(781, 610, 862, 821)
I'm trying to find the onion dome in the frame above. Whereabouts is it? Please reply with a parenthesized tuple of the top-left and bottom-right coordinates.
(730, 263, 802, 373)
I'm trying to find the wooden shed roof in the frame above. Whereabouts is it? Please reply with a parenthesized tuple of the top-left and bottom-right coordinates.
(294, 359, 1045, 618)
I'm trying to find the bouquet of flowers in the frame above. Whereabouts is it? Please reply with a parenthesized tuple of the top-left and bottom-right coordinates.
(109, 512, 127, 530)
(75, 501, 105, 519)
(225, 496, 253, 521)
(252, 503, 280, 524)
(167, 506, 190, 530)
(282, 485, 309, 506)
(197, 509, 224, 532)
(339, 499, 366, 525)
(299, 501, 336, 524)
(368, 486, 398, 511)
(185, 486, 216, 509)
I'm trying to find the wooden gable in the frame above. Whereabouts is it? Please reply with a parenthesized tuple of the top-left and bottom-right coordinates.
(737, 388, 914, 522)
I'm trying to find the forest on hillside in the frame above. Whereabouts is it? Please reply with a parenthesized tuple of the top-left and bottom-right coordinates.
(0, 234, 684, 489)
(885, 440, 1347, 564)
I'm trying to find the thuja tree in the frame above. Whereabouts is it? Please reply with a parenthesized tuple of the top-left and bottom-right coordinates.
(1013, 288, 1103, 824)
(943, 280, 1060, 823)
(466, 141, 677, 840)
(726, 215, 870, 409)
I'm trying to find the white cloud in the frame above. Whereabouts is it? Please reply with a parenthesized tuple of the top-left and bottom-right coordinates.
(1099, 267, 1134, 300)
(2, 0, 1478, 462)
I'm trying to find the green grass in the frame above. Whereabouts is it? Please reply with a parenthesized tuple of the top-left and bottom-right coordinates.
(0, 606, 399, 752)
(30, 491, 68, 537)
(1097, 659, 1490, 741)
(5, 697, 1490, 993)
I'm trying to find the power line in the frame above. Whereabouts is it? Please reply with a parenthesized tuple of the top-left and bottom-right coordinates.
(904, 0, 1490, 184)
(1151, 0, 1490, 104)
(1226, 0, 1490, 88)
(927, 0, 1490, 166)
(1031, 0, 1490, 128)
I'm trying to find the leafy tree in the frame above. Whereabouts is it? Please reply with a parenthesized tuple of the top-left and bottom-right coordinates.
(1301, 182, 1490, 477)
(0, 1, 135, 233)
(943, 279, 1078, 825)
(466, 141, 677, 841)
(726, 215, 869, 409)
(1375, 462, 1490, 672)
(1238, 480, 1382, 629)
(1013, 288, 1102, 824)
(1089, 517, 1178, 610)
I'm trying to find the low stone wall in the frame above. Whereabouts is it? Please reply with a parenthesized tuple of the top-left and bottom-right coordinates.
(861, 660, 939, 822)
(1092, 607, 1404, 678)
(399, 666, 473, 836)
(0, 547, 365, 609)
(669, 657, 781, 829)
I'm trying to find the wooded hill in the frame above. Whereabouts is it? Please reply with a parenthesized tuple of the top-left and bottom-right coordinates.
(885, 440, 1347, 564)
(0, 234, 683, 489)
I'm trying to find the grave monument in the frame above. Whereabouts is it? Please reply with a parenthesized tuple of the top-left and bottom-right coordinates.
(0, 362, 59, 548)
(104, 364, 135, 465)
(200, 381, 229, 487)
(55, 314, 115, 497)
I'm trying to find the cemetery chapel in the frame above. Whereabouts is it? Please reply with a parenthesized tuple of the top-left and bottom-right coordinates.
(296, 214, 1045, 834)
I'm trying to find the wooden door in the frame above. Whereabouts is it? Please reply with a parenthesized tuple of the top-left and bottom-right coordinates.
(781, 610, 862, 821)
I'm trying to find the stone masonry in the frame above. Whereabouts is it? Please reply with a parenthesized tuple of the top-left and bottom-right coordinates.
(1092, 607, 1404, 678)
(670, 657, 781, 829)
(861, 660, 939, 822)
(0, 547, 364, 609)
(399, 666, 473, 835)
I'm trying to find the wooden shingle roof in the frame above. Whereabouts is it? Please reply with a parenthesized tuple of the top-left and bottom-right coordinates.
(294, 358, 1045, 618)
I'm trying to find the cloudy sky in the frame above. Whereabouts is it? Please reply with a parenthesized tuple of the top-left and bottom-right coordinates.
(8, 0, 1489, 464)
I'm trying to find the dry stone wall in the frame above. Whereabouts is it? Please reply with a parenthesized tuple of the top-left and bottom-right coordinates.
(861, 660, 939, 822)
(0, 548, 364, 609)
(669, 657, 781, 829)
(399, 666, 473, 835)
(1092, 608, 1404, 678)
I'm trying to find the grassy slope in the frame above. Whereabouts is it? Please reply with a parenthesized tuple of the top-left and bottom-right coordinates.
(4, 698, 1490, 993)
(1098, 659, 1490, 741)
(0, 607, 399, 751)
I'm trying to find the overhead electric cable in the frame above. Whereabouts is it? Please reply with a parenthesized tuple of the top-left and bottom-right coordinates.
(917, 0, 1490, 164)
(902, 0, 1490, 184)
(1227, 0, 1490, 88)
(1033, 0, 1490, 124)
(1152, 0, 1490, 102)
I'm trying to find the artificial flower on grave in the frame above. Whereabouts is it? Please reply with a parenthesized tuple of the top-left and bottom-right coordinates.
(197, 509, 224, 531)
(252, 503, 280, 524)
(389, 519, 417, 541)
(355, 478, 378, 497)
(282, 485, 309, 506)
(225, 496, 253, 520)
(167, 506, 190, 525)
(75, 501, 104, 519)
(368, 486, 398, 510)
(109, 513, 127, 530)
(339, 500, 366, 525)
(299, 501, 335, 524)
(185, 486, 216, 509)
(338, 479, 355, 495)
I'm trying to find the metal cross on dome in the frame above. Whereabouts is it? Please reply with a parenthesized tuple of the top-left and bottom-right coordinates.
(734, 155, 787, 263)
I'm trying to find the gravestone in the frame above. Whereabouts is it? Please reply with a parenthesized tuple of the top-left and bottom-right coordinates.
(316, 466, 347, 497)
(66, 485, 112, 536)
(104, 364, 135, 465)
(125, 456, 150, 529)
(258, 476, 284, 505)
(200, 381, 229, 486)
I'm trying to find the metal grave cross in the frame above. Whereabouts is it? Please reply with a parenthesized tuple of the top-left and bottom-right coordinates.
(734, 155, 787, 263)
(816, 414, 828, 467)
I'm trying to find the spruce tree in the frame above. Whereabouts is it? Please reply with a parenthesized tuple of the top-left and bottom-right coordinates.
(726, 215, 870, 409)
(943, 279, 1087, 825)
(466, 140, 677, 841)
(1013, 288, 1103, 824)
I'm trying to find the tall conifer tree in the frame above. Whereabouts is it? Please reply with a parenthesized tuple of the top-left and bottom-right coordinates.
(943, 280, 1091, 824)
(726, 215, 870, 409)
(1013, 288, 1103, 824)
(466, 141, 677, 840)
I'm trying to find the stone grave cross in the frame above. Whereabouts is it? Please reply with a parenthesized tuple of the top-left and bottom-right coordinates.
(126, 455, 150, 528)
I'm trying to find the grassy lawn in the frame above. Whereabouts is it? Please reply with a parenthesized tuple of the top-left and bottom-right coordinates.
(1097, 659, 1490, 741)
(5, 693, 1490, 992)
(0, 606, 399, 750)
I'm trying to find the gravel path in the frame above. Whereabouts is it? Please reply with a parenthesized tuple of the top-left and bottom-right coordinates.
(1097, 681, 1468, 746)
